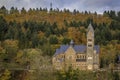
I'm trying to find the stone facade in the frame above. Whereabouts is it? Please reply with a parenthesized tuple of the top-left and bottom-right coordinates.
(52, 23, 100, 70)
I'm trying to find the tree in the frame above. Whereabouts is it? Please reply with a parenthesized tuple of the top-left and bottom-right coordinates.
(85, 11, 88, 14)
(14, 7, 19, 14)
(57, 67, 79, 80)
(117, 11, 120, 21)
(10, 7, 19, 14)
(49, 36, 58, 44)
(21, 7, 26, 14)
(0, 69, 11, 80)
(3, 40, 19, 62)
(94, 11, 97, 15)
(15, 49, 54, 80)
(5, 26, 14, 39)
(0, 6, 8, 14)
(41, 42, 53, 56)
(16, 49, 42, 68)
(109, 10, 116, 19)
(10, 7, 15, 14)
(64, 19, 69, 27)
(0, 16, 8, 40)
(73, 9, 77, 15)
(31, 32, 39, 48)
(112, 72, 120, 80)
(62, 37, 71, 44)
(103, 11, 109, 16)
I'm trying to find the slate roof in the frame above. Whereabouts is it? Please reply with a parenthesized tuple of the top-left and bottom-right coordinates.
(54, 45, 100, 56)
(94, 45, 100, 53)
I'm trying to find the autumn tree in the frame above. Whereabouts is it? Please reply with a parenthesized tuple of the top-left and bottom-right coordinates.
(0, 69, 11, 80)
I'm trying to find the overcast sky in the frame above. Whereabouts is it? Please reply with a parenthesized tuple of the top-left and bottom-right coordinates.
(0, 0, 120, 14)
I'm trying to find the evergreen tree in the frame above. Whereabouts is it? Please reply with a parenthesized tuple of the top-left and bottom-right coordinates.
(0, 6, 8, 14)
(21, 7, 26, 14)
(62, 37, 71, 44)
(0, 16, 8, 40)
(49, 36, 58, 44)
(10, 7, 15, 14)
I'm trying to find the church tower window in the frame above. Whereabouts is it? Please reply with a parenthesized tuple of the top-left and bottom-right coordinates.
(88, 39, 92, 41)
(88, 44, 92, 47)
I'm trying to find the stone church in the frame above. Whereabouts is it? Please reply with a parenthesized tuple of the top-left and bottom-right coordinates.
(52, 23, 100, 70)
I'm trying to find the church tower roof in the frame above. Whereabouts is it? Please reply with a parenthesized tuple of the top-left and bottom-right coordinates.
(88, 23, 94, 33)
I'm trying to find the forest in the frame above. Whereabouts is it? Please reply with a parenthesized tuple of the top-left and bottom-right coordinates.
(0, 6, 120, 80)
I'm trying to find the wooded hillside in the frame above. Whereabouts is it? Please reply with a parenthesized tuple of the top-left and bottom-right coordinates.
(0, 6, 120, 80)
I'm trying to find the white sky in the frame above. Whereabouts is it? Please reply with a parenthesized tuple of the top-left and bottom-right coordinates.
(0, 0, 120, 14)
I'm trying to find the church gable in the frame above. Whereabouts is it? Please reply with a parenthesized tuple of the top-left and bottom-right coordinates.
(64, 46, 76, 55)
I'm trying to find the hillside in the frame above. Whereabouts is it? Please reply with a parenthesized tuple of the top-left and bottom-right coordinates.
(0, 6, 120, 80)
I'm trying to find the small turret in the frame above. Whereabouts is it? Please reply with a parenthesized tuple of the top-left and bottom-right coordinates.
(70, 40, 74, 46)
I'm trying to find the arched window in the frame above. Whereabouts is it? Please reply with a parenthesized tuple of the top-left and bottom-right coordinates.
(83, 55, 84, 59)
(88, 44, 92, 47)
(88, 39, 92, 41)
(77, 55, 79, 59)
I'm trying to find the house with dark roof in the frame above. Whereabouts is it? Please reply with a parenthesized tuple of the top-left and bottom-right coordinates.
(52, 23, 100, 70)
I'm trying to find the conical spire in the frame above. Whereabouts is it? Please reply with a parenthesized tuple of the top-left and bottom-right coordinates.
(88, 23, 94, 33)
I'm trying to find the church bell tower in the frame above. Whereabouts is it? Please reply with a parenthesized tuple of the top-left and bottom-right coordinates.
(87, 23, 94, 70)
